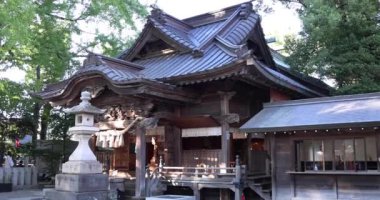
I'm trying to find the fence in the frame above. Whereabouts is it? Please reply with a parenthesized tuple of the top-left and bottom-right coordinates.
(0, 167, 38, 190)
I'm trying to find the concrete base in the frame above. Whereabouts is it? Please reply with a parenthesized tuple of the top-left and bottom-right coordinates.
(62, 160, 102, 174)
(55, 173, 108, 192)
(44, 188, 108, 200)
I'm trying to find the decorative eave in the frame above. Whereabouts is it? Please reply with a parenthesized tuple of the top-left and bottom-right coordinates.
(276, 65, 333, 95)
(248, 21, 277, 69)
(84, 52, 144, 71)
(39, 74, 199, 106)
(245, 58, 327, 97)
(117, 17, 196, 61)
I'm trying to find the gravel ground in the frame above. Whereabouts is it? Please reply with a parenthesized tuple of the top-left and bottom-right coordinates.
(0, 189, 43, 200)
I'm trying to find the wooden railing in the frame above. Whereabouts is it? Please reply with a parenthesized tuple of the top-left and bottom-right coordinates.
(145, 156, 247, 198)
(148, 155, 246, 185)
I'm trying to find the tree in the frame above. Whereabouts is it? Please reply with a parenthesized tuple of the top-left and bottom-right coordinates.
(0, 79, 33, 164)
(283, 0, 380, 94)
(0, 0, 147, 142)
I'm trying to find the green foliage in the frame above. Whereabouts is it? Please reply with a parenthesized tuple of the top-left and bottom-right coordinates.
(0, 0, 148, 162)
(284, 0, 380, 94)
(48, 108, 74, 140)
(0, 79, 33, 162)
(1, 0, 148, 91)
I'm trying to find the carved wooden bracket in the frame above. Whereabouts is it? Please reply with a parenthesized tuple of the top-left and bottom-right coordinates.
(137, 117, 159, 130)
(215, 113, 240, 124)
(217, 91, 236, 100)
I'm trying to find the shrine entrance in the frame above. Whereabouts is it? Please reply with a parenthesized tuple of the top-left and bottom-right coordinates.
(94, 133, 162, 177)
(90, 101, 160, 179)
(248, 138, 268, 174)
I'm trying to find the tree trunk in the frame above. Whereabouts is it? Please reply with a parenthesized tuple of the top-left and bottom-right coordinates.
(32, 66, 41, 157)
(39, 104, 52, 140)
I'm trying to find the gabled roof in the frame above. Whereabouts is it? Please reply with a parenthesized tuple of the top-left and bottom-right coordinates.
(38, 2, 331, 103)
(240, 92, 380, 132)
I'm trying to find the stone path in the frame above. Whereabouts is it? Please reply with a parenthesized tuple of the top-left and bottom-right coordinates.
(0, 189, 43, 200)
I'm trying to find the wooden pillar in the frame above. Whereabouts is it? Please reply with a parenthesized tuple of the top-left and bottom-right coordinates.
(234, 188, 242, 200)
(193, 185, 201, 200)
(218, 91, 236, 200)
(247, 133, 252, 172)
(134, 116, 158, 198)
(234, 155, 242, 200)
(270, 134, 276, 200)
(135, 125, 146, 198)
(219, 91, 235, 169)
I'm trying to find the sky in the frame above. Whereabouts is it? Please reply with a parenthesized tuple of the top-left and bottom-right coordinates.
(0, 0, 301, 83)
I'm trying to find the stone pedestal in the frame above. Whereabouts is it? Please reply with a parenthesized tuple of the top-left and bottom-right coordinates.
(44, 91, 108, 200)
(55, 174, 108, 192)
(44, 189, 108, 200)
(45, 167, 108, 200)
(62, 160, 103, 174)
(44, 173, 108, 200)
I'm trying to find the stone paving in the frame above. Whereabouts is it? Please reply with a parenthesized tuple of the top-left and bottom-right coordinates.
(0, 189, 43, 200)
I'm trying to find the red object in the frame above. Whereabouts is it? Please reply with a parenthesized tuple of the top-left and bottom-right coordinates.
(241, 193, 245, 200)
(15, 138, 21, 148)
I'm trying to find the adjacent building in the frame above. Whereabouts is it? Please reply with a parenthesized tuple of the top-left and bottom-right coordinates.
(241, 92, 380, 200)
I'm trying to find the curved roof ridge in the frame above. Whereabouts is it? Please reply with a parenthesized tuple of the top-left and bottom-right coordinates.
(183, 1, 253, 26)
(118, 20, 193, 61)
(150, 7, 193, 30)
(149, 18, 197, 49)
(253, 60, 326, 97)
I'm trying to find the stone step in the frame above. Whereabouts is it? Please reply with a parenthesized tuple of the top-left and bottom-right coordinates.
(262, 189, 271, 193)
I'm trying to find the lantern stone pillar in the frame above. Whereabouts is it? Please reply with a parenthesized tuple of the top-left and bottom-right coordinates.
(44, 91, 108, 200)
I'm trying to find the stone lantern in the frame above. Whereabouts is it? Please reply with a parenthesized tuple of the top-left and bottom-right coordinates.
(44, 91, 108, 200)
(62, 91, 105, 173)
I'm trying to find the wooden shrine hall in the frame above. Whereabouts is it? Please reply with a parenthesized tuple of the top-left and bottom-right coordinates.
(38, 2, 330, 200)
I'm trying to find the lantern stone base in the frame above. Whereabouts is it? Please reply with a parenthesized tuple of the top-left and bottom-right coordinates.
(44, 173, 108, 200)
(44, 189, 108, 200)
(62, 160, 103, 174)
(55, 173, 108, 192)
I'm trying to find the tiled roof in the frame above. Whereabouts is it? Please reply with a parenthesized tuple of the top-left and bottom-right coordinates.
(39, 2, 330, 100)
(241, 92, 380, 132)
(136, 44, 236, 79)
(189, 22, 224, 45)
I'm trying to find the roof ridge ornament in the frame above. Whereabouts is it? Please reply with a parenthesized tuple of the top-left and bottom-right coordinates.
(239, 3, 253, 19)
(83, 53, 106, 68)
(192, 48, 204, 58)
(150, 6, 166, 24)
